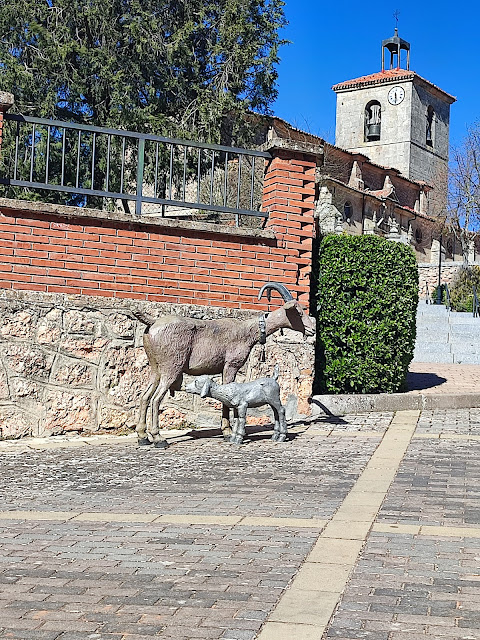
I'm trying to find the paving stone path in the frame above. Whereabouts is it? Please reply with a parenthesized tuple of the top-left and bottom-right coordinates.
(1, 410, 480, 639)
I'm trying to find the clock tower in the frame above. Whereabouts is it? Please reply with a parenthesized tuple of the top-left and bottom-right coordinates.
(332, 30, 455, 213)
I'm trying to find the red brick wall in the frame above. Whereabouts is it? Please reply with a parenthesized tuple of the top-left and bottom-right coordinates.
(263, 151, 316, 307)
(0, 147, 317, 311)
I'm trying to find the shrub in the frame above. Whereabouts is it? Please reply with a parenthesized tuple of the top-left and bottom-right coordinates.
(432, 284, 446, 305)
(314, 234, 418, 394)
(449, 266, 480, 312)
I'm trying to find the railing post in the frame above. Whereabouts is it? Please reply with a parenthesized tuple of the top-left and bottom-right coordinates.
(135, 138, 145, 216)
(0, 92, 14, 161)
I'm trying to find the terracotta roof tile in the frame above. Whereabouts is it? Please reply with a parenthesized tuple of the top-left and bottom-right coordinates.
(332, 69, 456, 103)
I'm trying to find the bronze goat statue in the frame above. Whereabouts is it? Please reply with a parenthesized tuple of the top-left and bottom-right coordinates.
(135, 282, 315, 448)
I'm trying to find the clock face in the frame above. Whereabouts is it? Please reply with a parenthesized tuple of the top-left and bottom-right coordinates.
(388, 86, 405, 105)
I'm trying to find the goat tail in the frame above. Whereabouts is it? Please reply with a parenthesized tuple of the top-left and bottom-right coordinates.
(129, 309, 156, 326)
(273, 364, 279, 380)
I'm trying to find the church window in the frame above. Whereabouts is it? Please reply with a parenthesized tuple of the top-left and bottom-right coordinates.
(344, 201, 353, 222)
(415, 227, 423, 245)
(365, 101, 381, 141)
(426, 106, 434, 147)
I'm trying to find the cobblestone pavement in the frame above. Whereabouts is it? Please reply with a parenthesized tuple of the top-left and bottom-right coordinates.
(2, 409, 480, 639)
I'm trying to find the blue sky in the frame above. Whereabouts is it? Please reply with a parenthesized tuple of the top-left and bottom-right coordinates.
(272, 1, 479, 149)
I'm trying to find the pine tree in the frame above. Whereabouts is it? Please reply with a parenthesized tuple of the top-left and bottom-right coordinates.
(0, 0, 286, 145)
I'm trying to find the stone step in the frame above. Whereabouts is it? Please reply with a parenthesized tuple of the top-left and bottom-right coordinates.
(448, 315, 479, 322)
(449, 328, 480, 339)
(417, 303, 449, 314)
(413, 351, 454, 364)
(415, 334, 450, 344)
(453, 353, 480, 365)
(414, 306, 480, 364)
(416, 321, 450, 330)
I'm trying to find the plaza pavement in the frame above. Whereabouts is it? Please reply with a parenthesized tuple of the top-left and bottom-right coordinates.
(407, 362, 480, 395)
(1, 409, 480, 639)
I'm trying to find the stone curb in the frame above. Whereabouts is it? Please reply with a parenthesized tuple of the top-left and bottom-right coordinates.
(310, 392, 480, 416)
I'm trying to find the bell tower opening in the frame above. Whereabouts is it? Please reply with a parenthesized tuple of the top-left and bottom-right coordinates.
(381, 28, 411, 71)
(365, 101, 381, 141)
(426, 105, 434, 147)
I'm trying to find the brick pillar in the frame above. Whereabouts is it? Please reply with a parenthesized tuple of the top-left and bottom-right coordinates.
(262, 143, 317, 307)
(0, 91, 14, 157)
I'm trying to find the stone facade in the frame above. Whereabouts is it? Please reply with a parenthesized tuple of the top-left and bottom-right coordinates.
(0, 290, 315, 439)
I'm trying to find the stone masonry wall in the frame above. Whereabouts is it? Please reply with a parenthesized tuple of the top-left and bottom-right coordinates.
(0, 290, 315, 439)
(418, 262, 463, 298)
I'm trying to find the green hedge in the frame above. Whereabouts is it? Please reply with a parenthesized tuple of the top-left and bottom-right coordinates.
(314, 234, 418, 394)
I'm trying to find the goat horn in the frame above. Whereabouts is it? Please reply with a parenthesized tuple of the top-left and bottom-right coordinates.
(258, 282, 294, 303)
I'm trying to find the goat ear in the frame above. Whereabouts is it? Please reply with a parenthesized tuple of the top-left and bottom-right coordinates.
(200, 379, 211, 398)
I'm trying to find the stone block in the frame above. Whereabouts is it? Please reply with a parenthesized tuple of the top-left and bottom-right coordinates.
(2, 344, 55, 380)
(43, 390, 94, 434)
(97, 404, 136, 432)
(104, 313, 135, 339)
(36, 308, 63, 344)
(0, 310, 35, 340)
(60, 337, 108, 364)
(10, 376, 39, 399)
(64, 310, 99, 335)
(99, 344, 150, 406)
(0, 404, 38, 438)
(0, 361, 9, 400)
(50, 356, 95, 388)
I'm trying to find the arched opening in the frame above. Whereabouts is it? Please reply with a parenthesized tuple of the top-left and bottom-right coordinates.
(365, 101, 381, 142)
(426, 106, 434, 147)
(344, 201, 353, 222)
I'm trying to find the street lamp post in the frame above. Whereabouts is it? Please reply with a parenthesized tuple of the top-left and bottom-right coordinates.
(436, 237, 442, 305)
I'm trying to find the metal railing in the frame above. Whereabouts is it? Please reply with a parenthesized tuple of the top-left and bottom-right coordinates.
(0, 114, 271, 221)
(474, 285, 479, 318)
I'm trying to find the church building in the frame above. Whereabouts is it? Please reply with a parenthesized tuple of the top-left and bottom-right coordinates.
(267, 30, 474, 293)
(332, 29, 456, 214)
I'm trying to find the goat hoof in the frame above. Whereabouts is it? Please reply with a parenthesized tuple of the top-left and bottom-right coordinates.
(153, 440, 169, 449)
(137, 438, 152, 447)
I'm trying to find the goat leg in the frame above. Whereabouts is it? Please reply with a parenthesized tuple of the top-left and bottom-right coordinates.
(230, 404, 247, 445)
(221, 366, 238, 440)
(272, 403, 287, 442)
(221, 406, 232, 440)
(137, 373, 161, 445)
(148, 376, 175, 449)
(227, 408, 239, 443)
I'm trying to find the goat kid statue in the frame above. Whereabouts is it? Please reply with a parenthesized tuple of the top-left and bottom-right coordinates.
(185, 365, 287, 445)
(135, 282, 315, 448)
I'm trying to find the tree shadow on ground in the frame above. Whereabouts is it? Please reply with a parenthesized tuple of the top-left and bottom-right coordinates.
(406, 371, 448, 391)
